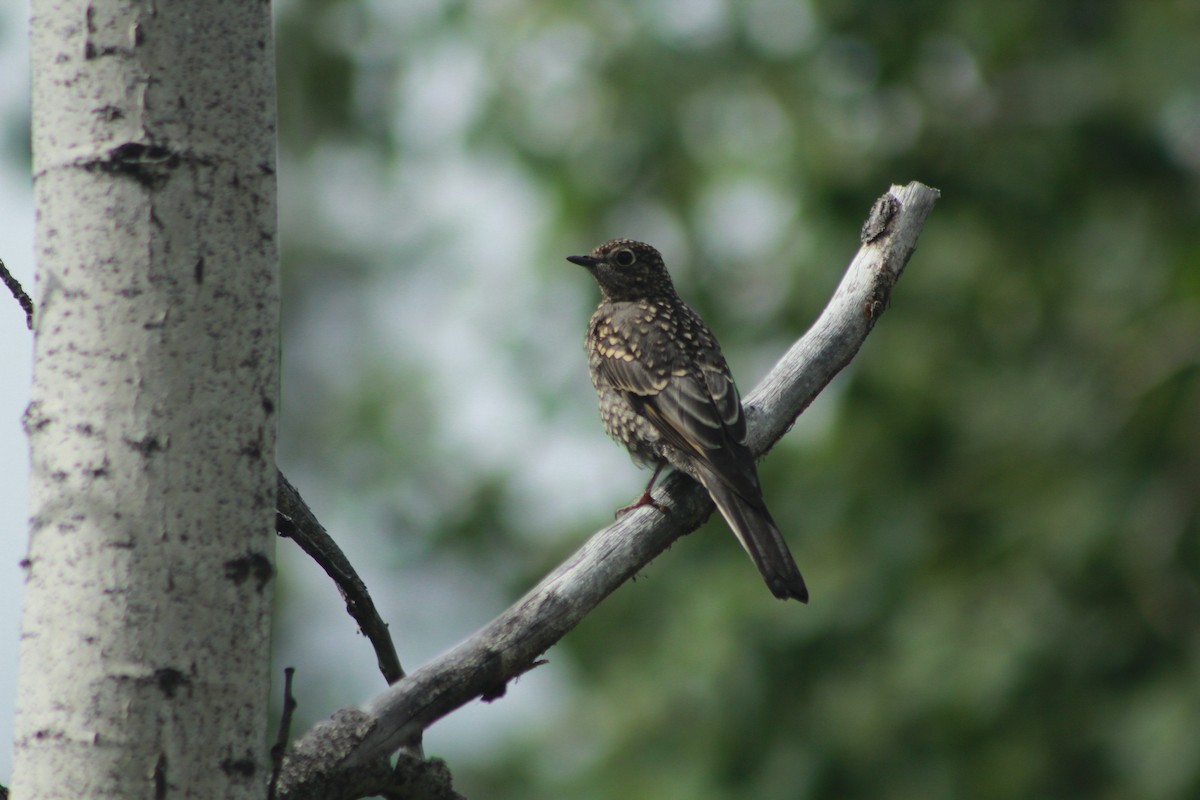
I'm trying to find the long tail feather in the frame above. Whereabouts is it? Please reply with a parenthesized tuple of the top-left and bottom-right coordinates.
(701, 476, 808, 602)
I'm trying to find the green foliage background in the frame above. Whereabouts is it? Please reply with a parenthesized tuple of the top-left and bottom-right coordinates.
(271, 1, 1200, 797)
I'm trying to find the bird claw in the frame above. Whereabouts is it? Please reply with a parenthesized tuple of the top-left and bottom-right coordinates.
(614, 491, 667, 518)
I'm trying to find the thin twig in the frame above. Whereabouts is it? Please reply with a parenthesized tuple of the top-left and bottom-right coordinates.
(276, 471, 406, 685)
(1, 258, 34, 329)
(276, 472, 425, 760)
(267, 667, 298, 800)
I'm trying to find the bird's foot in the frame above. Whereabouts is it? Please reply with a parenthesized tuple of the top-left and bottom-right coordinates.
(615, 490, 667, 518)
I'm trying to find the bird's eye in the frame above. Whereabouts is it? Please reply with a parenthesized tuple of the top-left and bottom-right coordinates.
(614, 249, 636, 267)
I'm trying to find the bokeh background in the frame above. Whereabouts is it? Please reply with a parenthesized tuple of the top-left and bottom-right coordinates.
(3, 0, 1200, 797)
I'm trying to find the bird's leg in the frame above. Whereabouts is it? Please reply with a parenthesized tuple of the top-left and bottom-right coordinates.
(616, 461, 668, 517)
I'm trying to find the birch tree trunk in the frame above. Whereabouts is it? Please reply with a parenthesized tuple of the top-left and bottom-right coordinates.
(14, 2, 279, 798)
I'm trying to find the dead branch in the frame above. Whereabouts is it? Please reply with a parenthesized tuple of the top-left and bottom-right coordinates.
(277, 181, 940, 799)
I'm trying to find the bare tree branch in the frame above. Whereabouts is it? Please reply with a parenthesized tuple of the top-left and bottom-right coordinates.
(268, 668, 299, 800)
(278, 181, 940, 798)
(276, 473, 428, 763)
(276, 472, 408, 686)
(1, 257, 34, 330)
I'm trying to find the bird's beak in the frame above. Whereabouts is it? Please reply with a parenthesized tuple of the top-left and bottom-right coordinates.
(566, 254, 598, 268)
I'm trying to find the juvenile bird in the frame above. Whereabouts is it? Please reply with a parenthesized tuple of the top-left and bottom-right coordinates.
(567, 239, 808, 602)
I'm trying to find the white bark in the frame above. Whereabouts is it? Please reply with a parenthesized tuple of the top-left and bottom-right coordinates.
(15, 2, 279, 798)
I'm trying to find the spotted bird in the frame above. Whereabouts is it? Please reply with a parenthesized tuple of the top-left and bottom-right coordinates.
(567, 239, 807, 602)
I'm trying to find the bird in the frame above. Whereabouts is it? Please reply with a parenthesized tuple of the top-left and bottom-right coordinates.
(566, 239, 808, 602)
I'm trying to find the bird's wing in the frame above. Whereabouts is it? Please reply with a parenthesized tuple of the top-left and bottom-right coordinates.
(598, 336, 763, 505)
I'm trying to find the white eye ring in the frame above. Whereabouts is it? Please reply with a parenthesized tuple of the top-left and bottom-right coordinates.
(614, 249, 636, 267)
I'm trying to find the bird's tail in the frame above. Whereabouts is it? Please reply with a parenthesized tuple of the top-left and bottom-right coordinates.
(700, 475, 808, 603)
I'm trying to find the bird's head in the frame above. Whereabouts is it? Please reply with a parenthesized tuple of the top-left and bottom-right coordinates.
(567, 239, 676, 302)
